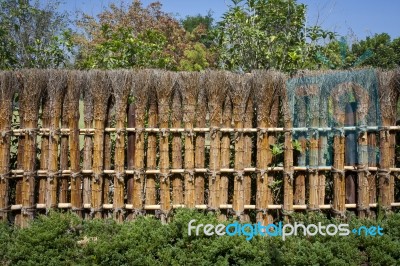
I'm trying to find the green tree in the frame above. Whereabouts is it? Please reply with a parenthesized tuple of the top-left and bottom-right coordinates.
(0, 0, 73, 69)
(215, 0, 335, 72)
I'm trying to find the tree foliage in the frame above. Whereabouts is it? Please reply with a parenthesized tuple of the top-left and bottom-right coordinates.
(0, 0, 73, 69)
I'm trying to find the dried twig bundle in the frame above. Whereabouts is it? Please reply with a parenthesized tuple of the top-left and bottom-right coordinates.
(109, 70, 132, 122)
(203, 70, 228, 123)
(227, 73, 253, 123)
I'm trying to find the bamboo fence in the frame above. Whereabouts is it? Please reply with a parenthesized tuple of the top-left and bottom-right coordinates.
(0, 69, 399, 226)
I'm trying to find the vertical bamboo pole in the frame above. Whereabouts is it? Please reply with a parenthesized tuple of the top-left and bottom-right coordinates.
(126, 102, 135, 209)
(293, 91, 306, 205)
(15, 72, 24, 225)
(59, 93, 69, 204)
(243, 95, 253, 221)
(332, 83, 347, 218)
(308, 84, 320, 211)
(204, 71, 227, 211)
(20, 69, 45, 227)
(229, 73, 252, 221)
(318, 93, 328, 206)
(220, 95, 232, 220)
(195, 87, 206, 205)
(90, 71, 110, 219)
(109, 71, 131, 221)
(83, 76, 94, 218)
(68, 71, 83, 217)
(145, 92, 157, 207)
(345, 103, 357, 205)
(367, 130, 377, 217)
(46, 70, 66, 212)
(131, 70, 150, 217)
(180, 72, 200, 208)
(378, 70, 399, 210)
(38, 93, 50, 206)
(103, 98, 114, 206)
(281, 74, 294, 220)
(155, 71, 177, 223)
(171, 90, 183, 205)
(0, 72, 14, 221)
(253, 71, 281, 224)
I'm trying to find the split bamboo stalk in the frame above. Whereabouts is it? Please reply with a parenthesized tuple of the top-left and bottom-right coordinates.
(15, 72, 24, 225)
(332, 82, 347, 218)
(219, 95, 232, 220)
(89, 70, 110, 218)
(281, 74, 294, 219)
(109, 70, 131, 221)
(171, 89, 183, 205)
(83, 75, 94, 218)
(20, 69, 45, 227)
(378, 70, 399, 210)
(229, 73, 252, 220)
(154, 70, 177, 223)
(204, 71, 228, 211)
(195, 86, 207, 205)
(59, 91, 70, 203)
(179, 72, 201, 208)
(68, 71, 83, 216)
(46, 70, 66, 212)
(131, 70, 150, 216)
(0, 72, 14, 221)
(38, 92, 50, 206)
(293, 92, 306, 206)
(253, 71, 282, 224)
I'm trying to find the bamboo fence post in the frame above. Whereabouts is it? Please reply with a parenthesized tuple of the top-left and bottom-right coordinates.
(90, 70, 110, 219)
(46, 70, 66, 212)
(318, 92, 328, 206)
(332, 83, 347, 218)
(131, 70, 150, 217)
(243, 94, 253, 221)
(155, 71, 177, 223)
(293, 91, 306, 205)
(229, 73, 252, 221)
(83, 75, 94, 218)
(126, 101, 135, 210)
(345, 103, 357, 205)
(103, 97, 114, 207)
(220, 95, 232, 220)
(354, 84, 371, 218)
(204, 71, 227, 211)
(0, 72, 14, 221)
(59, 91, 69, 204)
(195, 87, 206, 205)
(307, 84, 320, 211)
(145, 90, 157, 207)
(253, 71, 281, 224)
(20, 69, 45, 227)
(109, 70, 131, 221)
(367, 128, 377, 218)
(68, 71, 83, 216)
(171, 89, 183, 205)
(281, 75, 294, 220)
(15, 72, 24, 225)
(378, 70, 399, 210)
(180, 72, 201, 208)
(38, 92, 50, 206)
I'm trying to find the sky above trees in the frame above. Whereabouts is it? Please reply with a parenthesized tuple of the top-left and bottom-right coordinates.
(60, 0, 400, 40)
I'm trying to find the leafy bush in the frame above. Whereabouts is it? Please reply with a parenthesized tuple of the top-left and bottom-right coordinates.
(1, 209, 400, 265)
